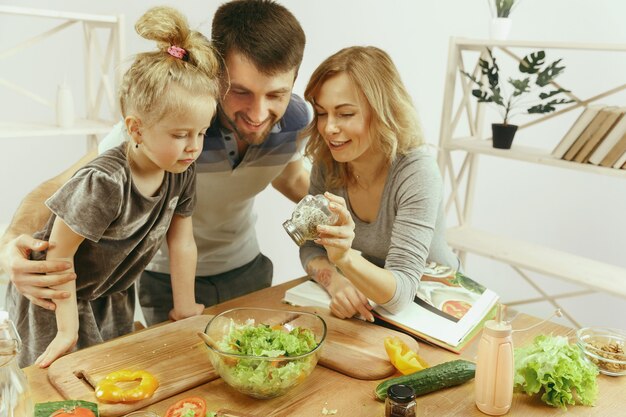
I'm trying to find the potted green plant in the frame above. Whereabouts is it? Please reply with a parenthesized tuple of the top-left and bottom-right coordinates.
(491, 0, 517, 17)
(462, 49, 574, 149)
(488, 0, 518, 39)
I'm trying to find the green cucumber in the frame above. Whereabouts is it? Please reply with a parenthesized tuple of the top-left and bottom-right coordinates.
(375, 359, 476, 401)
(34, 400, 99, 417)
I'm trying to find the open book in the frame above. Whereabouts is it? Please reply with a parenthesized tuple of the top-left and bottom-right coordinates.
(283, 262, 498, 353)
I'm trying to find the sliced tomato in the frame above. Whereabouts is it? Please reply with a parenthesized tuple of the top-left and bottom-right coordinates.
(164, 397, 207, 417)
(442, 300, 472, 319)
(51, 408, 96, 417)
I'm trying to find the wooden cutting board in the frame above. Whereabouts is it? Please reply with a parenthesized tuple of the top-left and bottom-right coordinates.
(48, 311, 418, 416)
(301, 307, 420, 380)
(47, 315, 217, 417)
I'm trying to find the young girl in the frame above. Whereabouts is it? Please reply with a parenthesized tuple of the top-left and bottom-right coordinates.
(6, 6, 220, 368)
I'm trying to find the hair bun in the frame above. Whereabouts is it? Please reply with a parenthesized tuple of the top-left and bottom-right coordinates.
(135, 6, 191, 48)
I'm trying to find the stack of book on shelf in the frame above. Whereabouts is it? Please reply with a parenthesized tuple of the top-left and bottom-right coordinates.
(283, 262, 498, 353)
(552, 104, 626, 169)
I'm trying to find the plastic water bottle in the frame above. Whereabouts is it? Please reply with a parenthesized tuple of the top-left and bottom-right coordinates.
(0, 310, 33, 417)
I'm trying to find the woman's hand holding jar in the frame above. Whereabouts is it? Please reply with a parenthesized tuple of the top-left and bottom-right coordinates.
(314, 192, 355, 266)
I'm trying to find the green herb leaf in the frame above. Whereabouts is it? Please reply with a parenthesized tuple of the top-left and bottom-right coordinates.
(495, 0, 516, 17)
(508, 77, 531, 96)
(528, 98, 575, 113)
(519, 51, 546, 74)
(536, 59, 566, 87)
(539, 88, 570, 100)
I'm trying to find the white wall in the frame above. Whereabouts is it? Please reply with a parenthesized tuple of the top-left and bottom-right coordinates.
(1, 0, 625, 294)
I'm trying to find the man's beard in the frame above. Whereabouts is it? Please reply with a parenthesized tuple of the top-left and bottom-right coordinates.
(218, 105, 277, 145)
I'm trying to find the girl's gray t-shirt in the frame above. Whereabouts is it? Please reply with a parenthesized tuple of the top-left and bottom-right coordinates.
(7, 143, 196, 366)
(300, 146, 459, 314)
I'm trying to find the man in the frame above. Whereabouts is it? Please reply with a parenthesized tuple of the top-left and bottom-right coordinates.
(0, 0, 309, 325)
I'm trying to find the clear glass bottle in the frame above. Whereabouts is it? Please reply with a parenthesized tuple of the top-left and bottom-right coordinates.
(283, 194, 338, 246)
(0, 310, 33, 417)
(385, 384, 417, 417)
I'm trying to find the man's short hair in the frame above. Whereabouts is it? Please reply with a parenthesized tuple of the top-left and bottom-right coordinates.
(212, 0, 305, 75)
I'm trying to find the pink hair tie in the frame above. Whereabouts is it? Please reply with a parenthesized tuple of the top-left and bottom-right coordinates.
(167, 45, 187, 60)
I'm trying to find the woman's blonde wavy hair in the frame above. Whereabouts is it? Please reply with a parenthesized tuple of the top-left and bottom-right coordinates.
(120, 6, 220, 127)
(303, 46, 424, 190)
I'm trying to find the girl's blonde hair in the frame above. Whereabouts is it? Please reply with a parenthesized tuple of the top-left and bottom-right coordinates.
(303, 46, 424, 190)
(120, 6, 220, 126)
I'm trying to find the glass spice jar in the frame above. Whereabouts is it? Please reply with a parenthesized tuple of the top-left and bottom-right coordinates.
(385, 384, 417, 417)
(283, 194, 338, 246)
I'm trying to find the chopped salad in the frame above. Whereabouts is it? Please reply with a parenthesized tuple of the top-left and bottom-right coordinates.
(213, 319, 319, 397)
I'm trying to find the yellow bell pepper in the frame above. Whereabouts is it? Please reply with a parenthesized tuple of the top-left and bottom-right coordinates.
(95, 369, 159, 403)
(384, 336, 429, 375)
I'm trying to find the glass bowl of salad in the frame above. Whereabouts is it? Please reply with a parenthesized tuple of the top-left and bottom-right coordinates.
(202, 307, 327, 399)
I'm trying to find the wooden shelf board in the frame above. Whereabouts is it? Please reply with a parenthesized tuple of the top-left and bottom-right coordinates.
(0, 5, 120, 23)
(446, 226, 626, 298)
(0, 119, 116, 138)
(447, 138, 626, 178)
(454, 37, 626, 52)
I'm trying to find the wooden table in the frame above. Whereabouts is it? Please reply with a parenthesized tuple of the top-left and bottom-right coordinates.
(26, 278, 626, 416)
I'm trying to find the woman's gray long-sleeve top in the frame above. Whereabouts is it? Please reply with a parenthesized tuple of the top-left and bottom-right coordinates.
(299, 146, 459, 314)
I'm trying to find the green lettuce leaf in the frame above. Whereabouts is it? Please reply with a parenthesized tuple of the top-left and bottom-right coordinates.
(214, 320, 319, 397)
(514, 334, 599, 409)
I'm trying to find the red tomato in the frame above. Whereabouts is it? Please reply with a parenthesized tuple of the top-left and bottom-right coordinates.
(51, 408, 96, 417)
(164, 397, 207, 417)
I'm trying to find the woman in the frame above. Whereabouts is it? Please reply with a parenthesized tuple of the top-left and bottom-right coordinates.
(299, 46, 459, 321)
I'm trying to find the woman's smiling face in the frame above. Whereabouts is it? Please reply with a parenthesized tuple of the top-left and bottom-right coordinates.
(313, 72, 374, 163)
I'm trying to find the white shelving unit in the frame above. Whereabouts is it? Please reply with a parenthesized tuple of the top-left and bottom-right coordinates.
(0, 223, 7, 300)
(438, 38, 626, 327)
(0, 6, 124, 149)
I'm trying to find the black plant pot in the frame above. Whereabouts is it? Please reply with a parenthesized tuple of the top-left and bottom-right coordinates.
(491, 123, 518, 149)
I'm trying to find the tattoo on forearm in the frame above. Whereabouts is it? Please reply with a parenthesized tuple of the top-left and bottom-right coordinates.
(310, 267, 332, 288)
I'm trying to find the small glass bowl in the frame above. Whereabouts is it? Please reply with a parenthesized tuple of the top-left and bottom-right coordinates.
(202, 307, 326, 399)
(576, 327, 626, 376)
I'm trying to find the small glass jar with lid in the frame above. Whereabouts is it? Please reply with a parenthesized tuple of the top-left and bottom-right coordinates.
(385, 384, 417, 417)
(283, 194, 338, 246)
